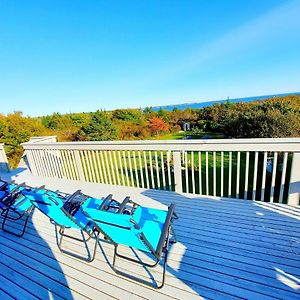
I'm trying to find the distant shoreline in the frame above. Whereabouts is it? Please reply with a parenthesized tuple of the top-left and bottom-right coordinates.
(151, 92, 300, 111)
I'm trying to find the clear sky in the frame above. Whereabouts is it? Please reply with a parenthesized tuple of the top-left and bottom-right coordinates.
(0, 0, 299, 116)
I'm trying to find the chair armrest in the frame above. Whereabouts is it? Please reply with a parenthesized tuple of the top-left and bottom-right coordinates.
(155, 203, 176, 258)
(117, 196, 131, 214)
(99, 194, 113, 210)
(66, 189, 82, 202)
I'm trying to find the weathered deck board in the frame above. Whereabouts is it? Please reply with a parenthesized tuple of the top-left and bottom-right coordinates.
(0, 170, 300, 299)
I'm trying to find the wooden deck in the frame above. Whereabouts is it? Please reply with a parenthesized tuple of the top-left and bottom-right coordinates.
(0, 169, 300, 299)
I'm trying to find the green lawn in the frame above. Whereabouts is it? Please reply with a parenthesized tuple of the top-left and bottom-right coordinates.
(74, 130, 290, 204)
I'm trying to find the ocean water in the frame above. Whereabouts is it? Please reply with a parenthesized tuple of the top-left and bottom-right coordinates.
(152, 92, 300, 111)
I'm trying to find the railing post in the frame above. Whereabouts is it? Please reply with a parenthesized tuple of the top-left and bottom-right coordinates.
(0, 144, 10, 172)
(74, 150, 85, 181)
(288, 152, 300, 206)
(173, 151, 182, 193)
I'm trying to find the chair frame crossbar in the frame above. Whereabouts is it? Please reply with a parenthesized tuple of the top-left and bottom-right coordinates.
(57, 225, 100, 262)
(27, 190, 100, 262)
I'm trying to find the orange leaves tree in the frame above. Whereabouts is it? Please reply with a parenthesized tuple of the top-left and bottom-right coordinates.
(148, 116, 169, 136)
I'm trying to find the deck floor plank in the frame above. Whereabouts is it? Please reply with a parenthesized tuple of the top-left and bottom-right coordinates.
(0, 171, 299, 299)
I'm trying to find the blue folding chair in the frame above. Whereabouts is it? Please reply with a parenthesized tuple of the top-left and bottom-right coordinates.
(22, 190, 109, 262)
(82, 197, 178, 288)
(0, 179, 36, 237)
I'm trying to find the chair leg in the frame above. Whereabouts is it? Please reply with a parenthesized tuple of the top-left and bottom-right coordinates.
(57, 227, 99, 262)
(114, 245, 160, 267)
(1, 209, 29, 237)
(170, 224, 177, 244)
(111, 226, 171, 289)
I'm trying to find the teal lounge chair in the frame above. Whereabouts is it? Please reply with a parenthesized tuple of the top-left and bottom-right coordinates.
(0, 180, 63, 237)
(0, 180, 35, 237)
(82, 197, 178, 289)
(22, 189, 109, 262)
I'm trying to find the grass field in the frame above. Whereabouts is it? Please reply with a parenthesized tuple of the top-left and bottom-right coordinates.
(76, 148, 291, 204)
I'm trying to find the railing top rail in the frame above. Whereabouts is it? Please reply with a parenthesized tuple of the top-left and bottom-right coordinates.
(25, 136, 57, 143)
(22, 138, 300, 152)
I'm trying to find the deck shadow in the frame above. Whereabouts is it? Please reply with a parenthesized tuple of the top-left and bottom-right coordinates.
(141, 189, 300, 299)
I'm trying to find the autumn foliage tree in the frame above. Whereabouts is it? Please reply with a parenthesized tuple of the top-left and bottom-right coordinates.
(0, 95, 299, 169)
(0, 112, 51, 168)
(148, 116, 169, 136)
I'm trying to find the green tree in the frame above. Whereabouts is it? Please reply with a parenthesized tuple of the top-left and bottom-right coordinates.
(112, 109, 143, 123)
(75, 110, 118, 141)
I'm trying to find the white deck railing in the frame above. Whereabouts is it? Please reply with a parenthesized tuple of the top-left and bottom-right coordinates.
(0, 143, 10, 173)
(21, 138, 300, 206)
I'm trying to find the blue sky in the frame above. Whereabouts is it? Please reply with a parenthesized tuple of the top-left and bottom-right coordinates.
(0, 0, 299, 116)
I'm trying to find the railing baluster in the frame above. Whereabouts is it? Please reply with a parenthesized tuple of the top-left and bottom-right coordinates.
(279, 152, 288, 203)
(138, 151, 144, 188)
(37, 150, 47, 177)
(108, 151, 116, 185)
(69, 151, 77, 180)
(65, 150, 75, 180)
(27, 150, 38, 176)
(39, 150, 51, 177)
(92, 150, 103, 183)
(252, 151, 258, 200)
(128, 150, 134, 187)
(88, 150, 96, 182)
(270, 152, 278, 203)
(213, 151, 216, 197)
(261, 151, 268, 201)
(118, 151, 125, 186)
(68, 150, 76, 180)
(95, 150, 103, 183)
(74, 150, 85, 181)
(122, 151, 129, 186)
(149, 151, 155, 189)
(236, 152, 240, 199)
(113, 151, 120, 186)
(55, 150, 64, 178)
(80, 151, 88, 181)
(155, 151, 160, 189)
(288, 152, 300, 205)
(198, 151, 202, 195)
(61, 151, 71, 179)
(43, 150, 53, 177)
(228, 151, 232, 197)
(221, 151, 224, 197)
(32, 150, 41, 177)
(92, 151, 100, 183)
(167, 151, 172, 191)
(161, 151, 166, 190)
(133, 151, 139, 187)
(144, 151, 150, 189)
(84, 150, 93, 182)
(48, 150, 59, 178)
(39, 150, 49, 178)
(55, 150, 65, 179)
(99, 151, 108, 184)
(191, 152, 195, 194)
(44, 150, 53, 177)
(36, 150, 46, 177)
(104, 151, 112, 184)
(244, 151, 250, 199)
(206, 151, 209, 195)
(184, 151, 189, 193)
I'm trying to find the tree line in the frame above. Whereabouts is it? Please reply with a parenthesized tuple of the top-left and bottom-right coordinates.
(0, 95, 299, 168)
